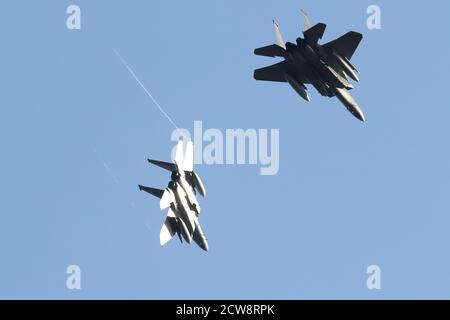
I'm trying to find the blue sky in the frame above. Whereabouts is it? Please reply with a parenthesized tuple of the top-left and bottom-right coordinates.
(1, 0, 450, 299)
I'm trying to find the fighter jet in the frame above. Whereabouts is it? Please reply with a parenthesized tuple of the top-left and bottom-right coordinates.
(138, 141, 209, 252)
(254, 11, 365, 122)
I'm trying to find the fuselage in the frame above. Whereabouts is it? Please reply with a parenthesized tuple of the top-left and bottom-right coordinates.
(285, 41, 351, 94)
(170, 182, 196, 236)
(168, 176, 208, 250)
(178, 175, 201, 216)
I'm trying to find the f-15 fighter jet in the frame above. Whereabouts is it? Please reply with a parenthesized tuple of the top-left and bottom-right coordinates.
(139, 141, 209, 251)
(254, 12, 365, 122)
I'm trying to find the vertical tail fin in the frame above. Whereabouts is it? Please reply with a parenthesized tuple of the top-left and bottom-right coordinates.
(174, 140, 184, 168)
(273, 20, 286, 50)
(182, 141, 194, 172)
(173, 140, 194, 172)
(300, 9, 311, 30)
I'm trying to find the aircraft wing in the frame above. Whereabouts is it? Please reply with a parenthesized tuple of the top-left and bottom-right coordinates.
(323, 31, 363, 60)
(160, 209, 178, 246)
(303, 23, 327, 44)
(147, 159, 176, 172)
(254, 61, 310, 84)
(138, 185, 164, 199)
(254, 61, 288, 82)
(254, 44, 286, 58)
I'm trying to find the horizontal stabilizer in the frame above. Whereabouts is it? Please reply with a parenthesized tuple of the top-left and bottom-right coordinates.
(138, 185, 164, 199)
(254, 61, 288, 83)
(254, 44, 285, 58)
(148, 159, 176, 172)
(324, 31, 363, 60)
(303, 23, 326, 44)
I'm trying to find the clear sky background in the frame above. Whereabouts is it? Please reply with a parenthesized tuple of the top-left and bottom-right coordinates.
(1, 0, 449, 299)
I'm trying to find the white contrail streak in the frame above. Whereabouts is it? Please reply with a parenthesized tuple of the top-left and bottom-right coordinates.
(113, 49, 179, 129)
(91, 147, 136, 210)
(92, 147, 120, 185)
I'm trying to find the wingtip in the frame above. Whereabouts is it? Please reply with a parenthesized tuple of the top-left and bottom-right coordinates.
(147, 159, 159, 166)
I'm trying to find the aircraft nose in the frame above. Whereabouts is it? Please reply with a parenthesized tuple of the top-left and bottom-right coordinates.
(346, 101, 365, 122)
(201, 241, 209, 252)
(353, 106, 366, 122)
(333, 87, 365, 122)
(346, 101, 366, 122)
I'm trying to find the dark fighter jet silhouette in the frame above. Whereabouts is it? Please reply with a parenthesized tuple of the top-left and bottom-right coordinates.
(254, 12, 365, 122)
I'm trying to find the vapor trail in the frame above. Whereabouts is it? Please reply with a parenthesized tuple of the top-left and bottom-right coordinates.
(92, 147, 120, 185)
(113, 49, 179, 129)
